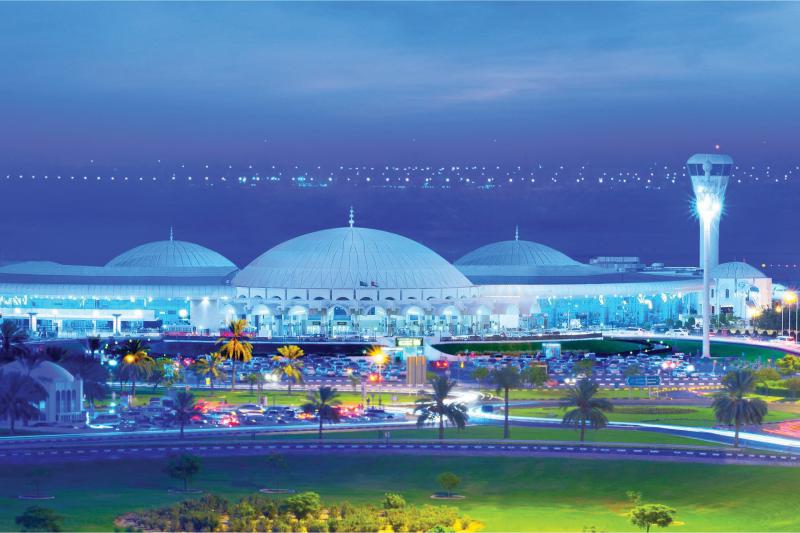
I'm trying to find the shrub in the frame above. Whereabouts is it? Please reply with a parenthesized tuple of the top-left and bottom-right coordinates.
(283, 491, 322, 519)
(383, 492, 407, 509)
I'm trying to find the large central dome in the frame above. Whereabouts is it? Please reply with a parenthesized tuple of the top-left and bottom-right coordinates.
(235, 227, 471, 289)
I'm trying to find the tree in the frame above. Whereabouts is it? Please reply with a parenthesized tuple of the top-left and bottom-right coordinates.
(272, 345, 304, 395)
(283, 492, 321, 519)
(630, 504, 676, 533)
(43, 346, 69, 363)
(164, 454, 201, 492)
(148, 358, 173, 390)
(86, 336, 102, 358)
(245, 373, 259, 393)
(471, 367, 489, 386)
(776, 355, 800, 376)
(712, 369, 768, 447)
(217, 319, 253, 391)
(560, 378, 614, 442)
(0, 319, 27, 363)
(574, 358, 596, 376)
(753, 367, 780, 383)
(784, 377, 800, 399)
(0, 372, 47, 434)
(116, 339, 154, 401)
(264, 453, 287, 491)
(59, 353, 109, 416)
(489, 366, 522, 439)
(623, 365, 643, 379)
(414, 375, 469, 440)
(172, 391, 201, 439)
(521, 365, 548, 388)
(15, 506, 64, 532)
(437, 472, 461, 497)
(301, 386, 341, 439)
(383, 493, 406, 509)
(191, 352, 223, 390)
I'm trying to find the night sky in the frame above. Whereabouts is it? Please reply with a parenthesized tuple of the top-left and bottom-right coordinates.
(1, 2, 798, 280)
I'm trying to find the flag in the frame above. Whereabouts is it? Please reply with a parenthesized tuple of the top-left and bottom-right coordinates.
(359, 281, 368, 287)
(370, 280, 378, 287)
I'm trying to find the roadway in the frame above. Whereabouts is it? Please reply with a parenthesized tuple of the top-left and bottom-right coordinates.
(1, 438, 799, 468)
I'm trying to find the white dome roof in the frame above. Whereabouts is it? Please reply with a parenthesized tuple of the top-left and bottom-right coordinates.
(455, 239, 607, 281)
(234, 227, 471, 289)
(713, 261, 766, 279)
(107, 240, 235, 269)
(1, 360, 75, 383)
(456, 240, 581, 268)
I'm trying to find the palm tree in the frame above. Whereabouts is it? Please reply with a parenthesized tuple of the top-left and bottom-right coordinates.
(0, 372, 47, 434)
(172, 390, 202, 439)
(60, 353, 109, 417)
(116, 339, 155, 402)
(560, 378, 614, 442)
(217, 320, 253, 390)
(0, 320, 27, 363)
(43, 346, 69, 363)
(272, 345, 304, 395)
(86, 336, 102, 359)
(301, 386, 341, 440)
(414, 375, 469, 440)
(245, 373, 259, 393)
(191, 352, 224, 390)
(490, 366, 522, 439)
(712, 369, 768, 447)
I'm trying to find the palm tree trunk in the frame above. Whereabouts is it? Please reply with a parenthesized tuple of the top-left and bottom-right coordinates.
(439, 412, 445, 440)
(580, 418, 586, 442)
(231, 359, 237, 391)
(180, 421, 185, 439)
(131, 377, 136, 402)
(9, 416, 15, 435)
(734, 422, 740, 447)
(319, 416, 323, 440)
(503, 387, 510, 439)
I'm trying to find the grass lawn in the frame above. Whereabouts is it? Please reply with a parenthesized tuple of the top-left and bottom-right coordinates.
(434, 339, 645, 355)
(1, 454, 799, 531)
(266, 424, 720, 446)
(102, 386, 416, 408)
(484, 387, 652, 400)
(511, 405, 799, 427)
(661, 339, 791, 361)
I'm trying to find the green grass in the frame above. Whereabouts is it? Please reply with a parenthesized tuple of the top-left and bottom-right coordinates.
(2, 454, 800, 531)
(660, 339, 792, 361)
(434, 339, 645, 355)
(511, 405, 799, 427)
(484, 387, 652, 400)
(102, 386, 416, 408)
(266, 424, 720, 446)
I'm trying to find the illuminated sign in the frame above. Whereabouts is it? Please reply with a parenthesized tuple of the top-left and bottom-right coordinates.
(396, 337, 423, 348)
(0, 295, 28, 307)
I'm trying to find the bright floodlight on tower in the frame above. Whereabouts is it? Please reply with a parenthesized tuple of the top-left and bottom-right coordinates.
(688, 153, 733, 359)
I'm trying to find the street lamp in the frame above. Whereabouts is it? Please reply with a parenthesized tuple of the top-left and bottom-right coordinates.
(783, 291, 797, 339)
(369, 346, 388, 394)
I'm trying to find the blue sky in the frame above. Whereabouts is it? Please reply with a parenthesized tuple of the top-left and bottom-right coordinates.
(0, 2, 798, 277)
(1, 2, 798, 165)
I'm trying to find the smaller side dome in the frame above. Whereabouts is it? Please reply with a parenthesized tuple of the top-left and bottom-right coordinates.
(1, 360, 75, 383)
(712, 261, 767, 279)
(106, 240, 236, 269)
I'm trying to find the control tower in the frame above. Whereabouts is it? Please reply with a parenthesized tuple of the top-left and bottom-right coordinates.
(688, 153, 733, 358)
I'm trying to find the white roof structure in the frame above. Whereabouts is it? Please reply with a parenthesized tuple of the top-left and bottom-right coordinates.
(455, 239, 607, 281)
(1, 360, 75, 383)
(235, 226, 471, 290)
(712, 261, 767, 279)
(107, 239, 235, 269)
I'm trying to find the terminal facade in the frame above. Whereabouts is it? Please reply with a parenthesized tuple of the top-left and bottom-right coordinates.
(0, 156, 774, 339)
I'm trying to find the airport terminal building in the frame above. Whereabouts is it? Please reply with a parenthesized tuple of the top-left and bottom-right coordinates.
(0, 220, 772, 339)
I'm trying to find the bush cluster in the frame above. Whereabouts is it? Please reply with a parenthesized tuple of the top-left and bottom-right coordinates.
(117, 492, 480, 533)
(613, 406, 698, 415)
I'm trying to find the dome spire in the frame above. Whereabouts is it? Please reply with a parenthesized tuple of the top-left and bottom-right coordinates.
(348, 206, 355, 228)
(515, 225, 519, 241)
(169, 226, 174, 242)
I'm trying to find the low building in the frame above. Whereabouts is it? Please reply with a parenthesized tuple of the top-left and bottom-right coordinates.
(0, 360, 84, 424)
